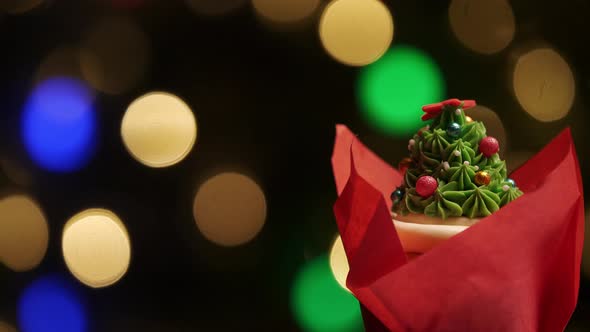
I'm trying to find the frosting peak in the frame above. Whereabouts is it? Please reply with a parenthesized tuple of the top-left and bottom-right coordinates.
(392, 99, 523, 219)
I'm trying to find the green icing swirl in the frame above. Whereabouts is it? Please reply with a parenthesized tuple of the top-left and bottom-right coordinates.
(421, 150, 442, 173)
(446, 163, 477, 190)
(445, 139, 476, 165)
(405, 187, 433, 214)
(461, 187, 501, 218)
(404, 167, 420, 188)
(392, 101, 524, 220)
(424, 182, 463, 219)
(500, 187, 521, 206)
(423, 129, 449, 155)
(476, 154, 507, 181)
(461, 121, 486, 147)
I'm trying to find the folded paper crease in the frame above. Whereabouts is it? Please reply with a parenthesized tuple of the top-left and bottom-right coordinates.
(332, 125, 584, 332)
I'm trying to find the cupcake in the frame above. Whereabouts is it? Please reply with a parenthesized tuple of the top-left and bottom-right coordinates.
(390, 99, 523, 254)
(331, 106, 583, 332)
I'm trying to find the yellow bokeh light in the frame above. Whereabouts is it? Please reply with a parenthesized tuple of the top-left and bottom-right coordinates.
(513, 48, 575, 122)
(185, 0, 246, 16)
(193, 172, 267, 247)
(35, 46, 85, 83)
(0, 321, 17, 332)
(0, 0, 43, 14)
(329, 235, 350, 292)
(252, 0, 320, 24)
(449, 0, 515, 54)
(465, 105, 508, 153)
(0, 158, 32, 187)
(80, 17, 150, 94)
(121, 92, 197, 168)
(319, 0, 393, 66)
(0, 194, 48, 272)
(62, 208, 131, 288)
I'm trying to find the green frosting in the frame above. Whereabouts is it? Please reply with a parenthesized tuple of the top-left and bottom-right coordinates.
(392, 101, 524, 219)
(461, 187, 500, 218)
(423, 129, 449, 155)
(500, 187, 521, 206)
(447, 163, 477, 190)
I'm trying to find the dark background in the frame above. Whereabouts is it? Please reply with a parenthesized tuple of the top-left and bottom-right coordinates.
(0, 0, 589, 331)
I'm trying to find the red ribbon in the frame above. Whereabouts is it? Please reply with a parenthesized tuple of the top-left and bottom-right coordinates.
(421, 98, 476, 121)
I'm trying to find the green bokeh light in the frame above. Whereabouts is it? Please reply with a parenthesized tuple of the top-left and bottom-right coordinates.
(291, 255, 363, 332)
(358, 45, 445, 137)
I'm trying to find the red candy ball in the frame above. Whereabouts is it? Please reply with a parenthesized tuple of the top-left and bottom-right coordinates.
(416, 176, 437, 198)
(479, 136, 499, 157)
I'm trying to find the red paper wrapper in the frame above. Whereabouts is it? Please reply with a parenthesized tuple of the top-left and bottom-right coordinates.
(331, 125, 584, 332)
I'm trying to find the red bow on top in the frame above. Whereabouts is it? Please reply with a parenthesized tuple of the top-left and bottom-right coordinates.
(421, 98, 477, 121)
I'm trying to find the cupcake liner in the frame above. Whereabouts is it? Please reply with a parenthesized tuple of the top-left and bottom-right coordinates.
(331, 125, 584, 332)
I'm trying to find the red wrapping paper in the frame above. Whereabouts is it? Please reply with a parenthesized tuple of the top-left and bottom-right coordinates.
(331, 124, 584, 332)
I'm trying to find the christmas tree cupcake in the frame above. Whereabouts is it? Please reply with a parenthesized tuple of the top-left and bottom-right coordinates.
(331, 95, 584, 330)
(390, 99, 523, 250)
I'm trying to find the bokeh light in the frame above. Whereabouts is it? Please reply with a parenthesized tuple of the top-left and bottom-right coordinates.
(358, 45, 445, 137)
(319, 0, 393, 66)
(252, 0, 320, 24)
(512, 48, 575, 122)
(0, 158, 32, 187)
(0, 321, 17, 332)
(448, 0, 515, 54)
(21, 77, 97, 173)
(185, 0, 246, 16)
(193, 172, 266, 247)
(35, 46, 84, 83)
(0, 194, 48, 272)
(0, 0, 43, 14)
(291, 255, 363, 332)
(62, 209, 131, 288)
(80, 17, 150, 94)
(121, 92, 197, 168)
(464, 105, 508, 152)
(329, 236, 350, 292)
(18, 275, 87, 332)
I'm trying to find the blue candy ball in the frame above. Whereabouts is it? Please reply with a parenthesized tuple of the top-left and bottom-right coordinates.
(446, 122, 461, 138)
(391, 189, 404, 202)
(506, 178, 516, 187)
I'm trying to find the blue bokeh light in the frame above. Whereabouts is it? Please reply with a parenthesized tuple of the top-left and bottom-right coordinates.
(22, 77, 97, 172)
(18, 274, 87, 332)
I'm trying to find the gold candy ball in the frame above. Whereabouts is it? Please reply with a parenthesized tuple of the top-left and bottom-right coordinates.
(474, 170, 491, 186)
